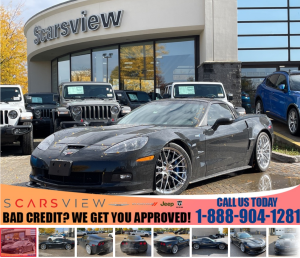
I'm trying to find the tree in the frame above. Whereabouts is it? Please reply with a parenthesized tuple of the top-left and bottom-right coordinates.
(223, 228, 228, 235)
(94, 228, 100, 232)
(77, 228, 85, 232)
(39, 228, 46, 234)
(45, 228, 55, 235)
(87, 228, 93, 232)
(0, 1, 28, 93)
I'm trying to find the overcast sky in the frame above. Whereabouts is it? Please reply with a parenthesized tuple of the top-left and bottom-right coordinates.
(2, 0, 66, 23)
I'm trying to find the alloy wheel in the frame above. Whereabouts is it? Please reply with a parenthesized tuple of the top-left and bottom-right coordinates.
(193, 244, 200, 250)
(219, 244, 225, 250)
(86, 245, 91, 255)
(41, 244, 46, 250)
(288, 109, 298, 134)
(255, 101, 262, 114)
(155, 147, 188, 194)
(172, 245, 178, 254)
(65, 244, 71, 250)
(258, 174, 272, 191)
(240, 244, 245, 252)
(256, 133, 271, 170)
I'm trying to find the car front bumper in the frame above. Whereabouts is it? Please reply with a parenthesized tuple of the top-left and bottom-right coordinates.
(32, 118, 52, 126)
(60, 120, 113, 129)
(1, 124, 32, 136)
(274, 246, 297, 254)
(245, 245, 266, 254)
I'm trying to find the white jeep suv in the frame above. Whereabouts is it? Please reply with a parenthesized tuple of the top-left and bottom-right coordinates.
(1, 85, 34, 154)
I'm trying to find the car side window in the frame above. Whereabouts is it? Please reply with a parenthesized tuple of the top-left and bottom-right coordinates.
(207, 104, 234, 126)
(176, 236, 184, 241)
(266, 74, 279, 88)
(275, 75, 287, 90)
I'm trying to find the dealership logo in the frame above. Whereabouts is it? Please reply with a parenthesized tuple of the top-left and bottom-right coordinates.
(160, 201, 174, 207)
(33, 10, 123, 45)
(177, 200, 183, 208)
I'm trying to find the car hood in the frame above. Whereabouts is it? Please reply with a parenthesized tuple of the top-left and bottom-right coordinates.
(276, 238, 296, 246)
(0, 102, 24, 110)
(245, 237, 265, 245)
(64, 99, 119, 106)
(27, 104, 56, 109)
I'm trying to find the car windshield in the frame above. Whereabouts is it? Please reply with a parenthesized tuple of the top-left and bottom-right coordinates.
(280, 234, 295, 239)
(237, 233, 252, 239)
(0, 87, 22, 102)
(126, 92, 151, 102)
(63, 84, 114, 99)
(173, 84, 225, 98)
(289, 74, 300, 91)
(118, 101, 207, 127)
(28, 94, 56, 104)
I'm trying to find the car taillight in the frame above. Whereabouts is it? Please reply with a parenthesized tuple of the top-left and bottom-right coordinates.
(98, 242, 105, 246)
(139, 242, 146, 245)
(160, 242, 166, 246)
(122, 242, 128, 245)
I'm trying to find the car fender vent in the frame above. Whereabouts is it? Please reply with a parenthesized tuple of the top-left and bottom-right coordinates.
(67, 144, 86, 149)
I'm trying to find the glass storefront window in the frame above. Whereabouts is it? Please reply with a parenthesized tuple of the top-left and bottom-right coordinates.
(290, 9, 300, 20)
(238, 22, 288, 35)
(291, 50, 300, 61)
(290, 22, 300, 34)
(280, 66, 299, 71)
(238, 9, 288, 21)
(238, 0, 287, 8)
(290, 0, 300, 7)
(51, 59, 58, 93)
(238, 36, 288, 48)
(155, 38, 195, 93)
(241, 68, 276, 77)
(92, 46, 119, 89)
(71, 50, 91, 81)
(120, 42, 154, 93)
(291, 36, 300, 47)
(238, 49, 288, 62)
(58, 55, 70, 85)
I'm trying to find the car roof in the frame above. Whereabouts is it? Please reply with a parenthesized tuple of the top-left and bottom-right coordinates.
(26, 92, 55, 95)
(128, 235, 142, 240)
(172, 81, 223, 86)
(115, 90, 147, 93)
(272, 70, 300, 76)
(59, 82, 112, 86)
(156, 98, 225, 104)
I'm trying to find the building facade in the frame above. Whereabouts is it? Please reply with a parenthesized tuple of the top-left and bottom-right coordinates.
(192, 228, 219, 238)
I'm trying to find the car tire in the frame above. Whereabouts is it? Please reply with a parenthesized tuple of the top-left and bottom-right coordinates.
(21, 122, 34, 155)
(253, 132, 271, 172)
(240, 243, 246, 253)
(171, 245, 179, 254)
(193, 243, 200, 250)
(218, 244, 226, 250)
(54, 118, 62, 132)
(40, 244, 47, 250)
(255, 99, 264, 114)
(154, 143, 191, 195)
(65, 244, 71, 250)
(288, 108, 300, 136)
(86, 245, 92, 255)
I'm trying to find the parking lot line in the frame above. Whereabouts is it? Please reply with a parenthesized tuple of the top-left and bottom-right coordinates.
(274, 132, 300, 147)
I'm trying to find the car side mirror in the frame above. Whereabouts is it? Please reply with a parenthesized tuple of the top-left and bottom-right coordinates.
(53, 94, 59, 102)
(25, 96, 32, 104)
(227, 93, 233, 101)
(212, 118, 233, 131)
(163, 94, 171, 99)
(278, 84, 288, 93)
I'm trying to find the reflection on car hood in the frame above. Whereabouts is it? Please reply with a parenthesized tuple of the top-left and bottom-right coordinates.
(276, 238, 297, 246)
(245, 237, 265, 245)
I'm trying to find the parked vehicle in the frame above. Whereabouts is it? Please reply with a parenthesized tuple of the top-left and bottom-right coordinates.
(163, 82, 246, 115)
(120, 235, 147, 254)
(40, 239, 74, 250)
(274, 233, 298, 255)
(115, 90, 151, 111)
(25, 92, 58, 134)
(130, 230, 150, 237)
(77, 235, 113, 255)
(156, 231, 163, 234)
(241, 91, 252, 113)
(255, 70, 300, 135)
(108, 233, 113, 238)
(115, 231, 122, 235)
(29, 99, 273, 195)
(2, 240, 35, 254)
(154, 235, 189, 254)
(47, 235, 64, 241)
(0, 85, 34, 154)
(230, 232, 266, 255)
(52, 82, 123, 131)
(192, 237, 227, 250)
(209, 235, 219, 239)
(148, 92, 163, 100)
(77, 231, 87, 236)
(216, 233, 225, 238)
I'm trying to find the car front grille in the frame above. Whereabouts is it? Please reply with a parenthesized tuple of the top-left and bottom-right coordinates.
(81, 106, 112, 120)
(41, 109, 52, 118)
(0, 110, 9, 125)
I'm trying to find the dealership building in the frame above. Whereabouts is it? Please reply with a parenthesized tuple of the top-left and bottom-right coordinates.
(24, 0, 300, 108)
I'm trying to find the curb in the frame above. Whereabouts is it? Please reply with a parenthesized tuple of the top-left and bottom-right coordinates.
(272, 151, 300, 163)
(273, 132, 300, 151)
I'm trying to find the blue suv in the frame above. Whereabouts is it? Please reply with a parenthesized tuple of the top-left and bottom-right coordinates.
(255, 71, 300, 136)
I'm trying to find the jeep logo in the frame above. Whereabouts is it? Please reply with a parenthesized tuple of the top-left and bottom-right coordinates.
(160, 201, 174, 207)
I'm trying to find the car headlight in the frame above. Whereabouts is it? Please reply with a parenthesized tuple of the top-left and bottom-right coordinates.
(34, 109, 41, 118)
(8, 110, 18, 119)
(111, 105, 120, 114)
(104, 137, 148, 154)
(72, 106, 82, 116)
(246, 242, 257, 247)
(275, 242, 281, 247)
(37, 134, 55, 150)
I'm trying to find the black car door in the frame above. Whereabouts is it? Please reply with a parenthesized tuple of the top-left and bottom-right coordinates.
(202, 103, 249, 175)
(53, 239, 64, 248)
(176, 236, 185, 250)
(231, 233, 239, 245)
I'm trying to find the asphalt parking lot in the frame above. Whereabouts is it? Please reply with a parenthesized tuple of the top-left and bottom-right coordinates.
(115, 234, 151, 257)
(77, 233, 113, 257)
(230, 234, 266, 257)
(153, 233, 190, 257)
(192, 236, 228, 257)
(38, 235, 75, 257)
(268, 235, 299, 257)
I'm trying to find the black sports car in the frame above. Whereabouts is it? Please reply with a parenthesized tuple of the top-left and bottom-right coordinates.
(77, 235, 113, 255)
(28, 99, 273, 195)
(231, 232, 266, 254)
(274, 233, 298, 255)
(216, 233, 225, 238)
(154, 235, 189, 254)
(192, 237, 227, 250)
(120, 235, 147, 254)
(39, 238, 74, 250)
(2, 240, 35, 254)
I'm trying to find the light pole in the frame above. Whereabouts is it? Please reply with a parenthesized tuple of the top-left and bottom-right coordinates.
(103, 53, 113, 83)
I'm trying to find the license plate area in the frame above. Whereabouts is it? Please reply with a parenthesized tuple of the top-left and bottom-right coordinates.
(49, 160, 72, 176)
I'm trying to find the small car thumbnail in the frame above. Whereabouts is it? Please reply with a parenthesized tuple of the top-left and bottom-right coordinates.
(154, 235, 189, 254)
(77, 234, 113, 255)
(120, 235, 147, 254)
(2, 240, 35, 254)
(274, 233, 298, 255)
(77, 231, 87, 236)
(231, 232, 266, 255)
(192, 237, 227, 250)
(40, 238, 74, 250)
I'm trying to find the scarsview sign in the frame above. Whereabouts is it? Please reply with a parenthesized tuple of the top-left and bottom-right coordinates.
(33, 10, 123, 45)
